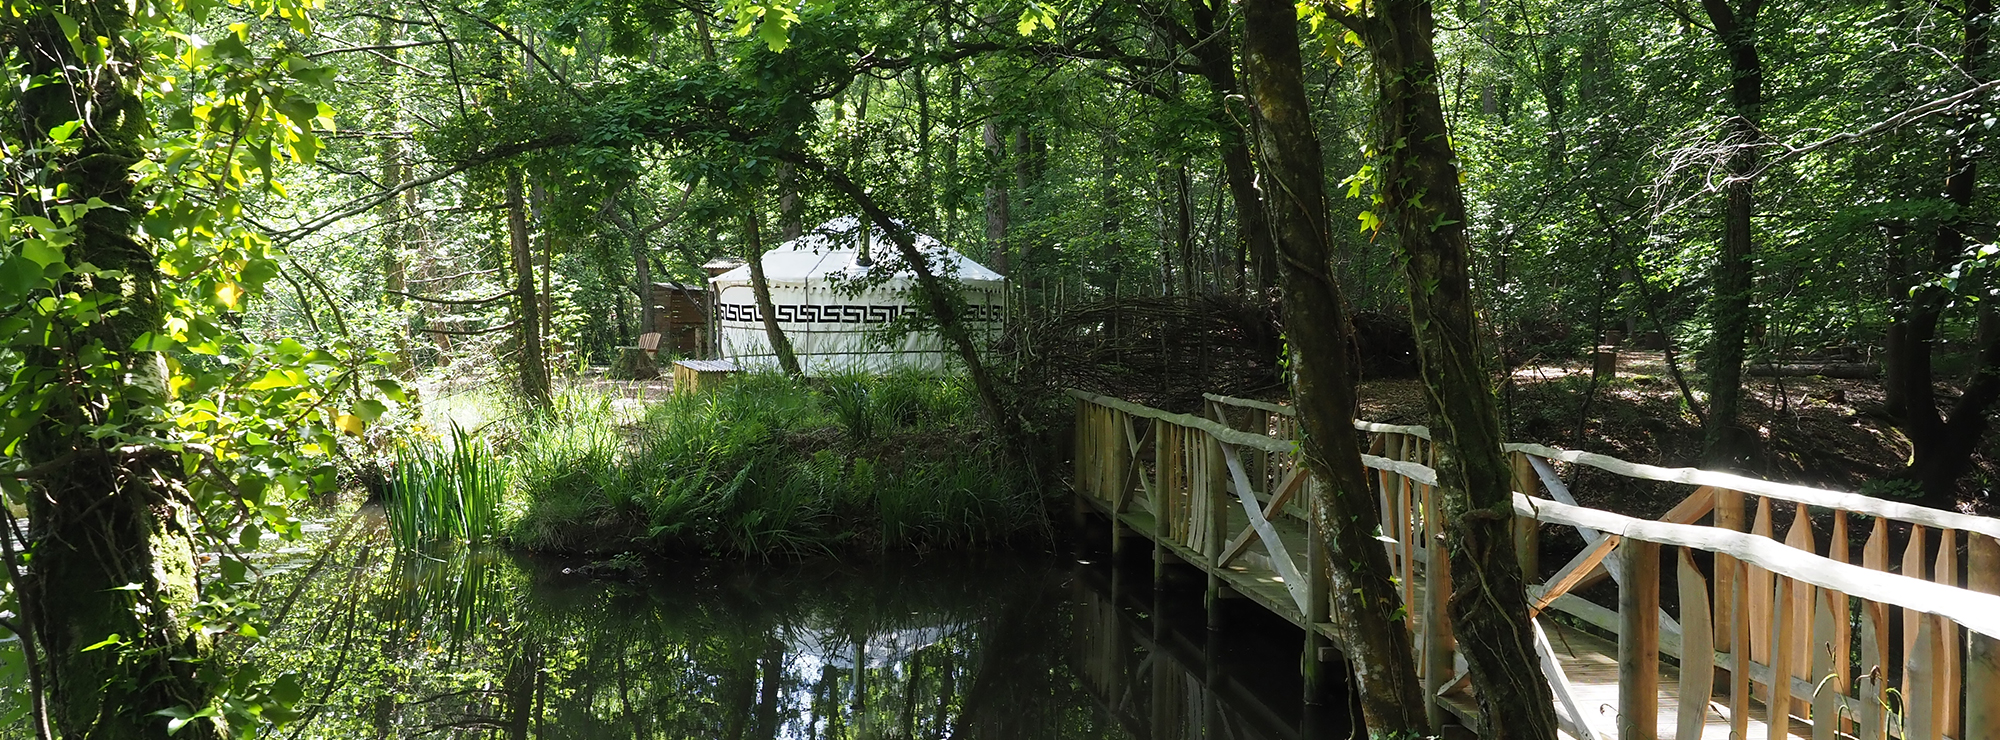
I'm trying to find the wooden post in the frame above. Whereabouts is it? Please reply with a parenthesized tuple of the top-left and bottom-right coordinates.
(1907, 614, 1943, 740)
(1729, 559, 1752, 740)
(1905, 525, 1929, 701)
(1769, 575, 1797, 740)
(1512, 451, 1541, 580)
(1422, 479, 1453, 731)
(1617, 538, 1661, 740)
(1302, 481, 1333, 704)
(1749, 497, 1775, 668)
(1968, 534, 2000, 740)
(1204, 431, 1226, 630)
(1715, 488, 1744, 654)
(1933, 528, 1961, 739)
(1859, 600, 1888, 740)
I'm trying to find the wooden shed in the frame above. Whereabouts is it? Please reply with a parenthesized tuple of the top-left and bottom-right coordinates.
(647, 282, 709, 357)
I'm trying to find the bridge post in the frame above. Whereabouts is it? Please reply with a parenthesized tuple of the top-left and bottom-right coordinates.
(1302, 480, 1336, 704)
(1204, 433, 1227, 631)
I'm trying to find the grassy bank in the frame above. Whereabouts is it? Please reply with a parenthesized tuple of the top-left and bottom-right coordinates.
(485, 371, 1044, 557)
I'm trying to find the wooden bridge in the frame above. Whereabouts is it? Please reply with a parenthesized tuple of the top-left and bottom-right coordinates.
(1067, 389, 2000, 740)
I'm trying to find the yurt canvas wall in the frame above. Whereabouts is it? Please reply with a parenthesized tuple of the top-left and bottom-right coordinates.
(709, 217, 1005, 375)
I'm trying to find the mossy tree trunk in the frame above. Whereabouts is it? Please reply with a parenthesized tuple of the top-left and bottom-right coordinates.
(13, 2, 218, 738)
(507, 169, 550, 406)
(1350, 0, 1559, 736)
(1238, 0, 1431, 734)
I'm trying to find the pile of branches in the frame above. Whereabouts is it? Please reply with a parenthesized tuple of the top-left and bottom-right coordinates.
(997, 293, 1287, 412)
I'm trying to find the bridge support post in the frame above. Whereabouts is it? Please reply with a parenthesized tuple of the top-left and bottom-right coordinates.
(1303, 482, 1336, 704)
(1205, 434, 1226, 631)
(1617, 538, 1661, 740)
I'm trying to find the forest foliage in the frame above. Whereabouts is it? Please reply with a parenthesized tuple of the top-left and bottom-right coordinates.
(6, 0, 2000, 736)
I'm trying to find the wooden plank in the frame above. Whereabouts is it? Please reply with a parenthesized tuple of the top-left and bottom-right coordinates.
(1530, 536, 1620, 617)
(1769, 575, 1796, 740)
(1397, 435, 1416, 630)
(1828, 509, 1853, 727)
(1716, 488, 1744, 656)
(1906, 524, 1929, 699)
(1786, 503, 1818, 716)
(1423, 481, 1453, 731)
(1514, 451, 1542, 581)
(1859, 599, 1887, 740)
(1508, 494, 2000, 641)
(1908, 613, 1942, 740)
(1934, 527, 1961, 740)
(1534, 618, 1599, 740)
(1750, 497, 1774, 668)
(1676, 548, 1714, 740)
(1811, 593, 1839, 740)
(1730, 558, 1752, 740)
(1968, 534, 2000, 740)
(1217, 440, 1309, 614)
(1218, 467, 1308, 567)
(1619, 538, 1661, 740)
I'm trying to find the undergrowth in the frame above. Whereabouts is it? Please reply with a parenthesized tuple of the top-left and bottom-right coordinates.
(502, 371, 1044, 557)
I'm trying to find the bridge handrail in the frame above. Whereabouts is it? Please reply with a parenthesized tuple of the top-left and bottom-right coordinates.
(1201, 391, 2000, 540)
(1514, 494, 2000, 639)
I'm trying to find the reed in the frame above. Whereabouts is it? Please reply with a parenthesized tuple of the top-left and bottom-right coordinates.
(503, 372, 1044, 557)
(389, 424, 504, 549)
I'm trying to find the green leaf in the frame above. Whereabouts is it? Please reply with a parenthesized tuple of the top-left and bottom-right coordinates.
(0, 257, 40, 300)
(351, 399, 387, 422)
(245, 370, 300, 391)
(371, 379, 408, 402)
(47, 120, 83, 143)
(80, 633, 124, 652)
(270, 674, 304, 705)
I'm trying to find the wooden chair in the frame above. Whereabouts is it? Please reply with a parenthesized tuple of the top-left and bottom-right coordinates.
(637, 332, 662, 358)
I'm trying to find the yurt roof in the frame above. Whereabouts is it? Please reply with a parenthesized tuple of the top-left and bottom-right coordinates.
(710, 216, 1004, 289)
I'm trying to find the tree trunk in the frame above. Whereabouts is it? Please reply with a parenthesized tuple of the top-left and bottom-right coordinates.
(982, 119, 1011, 275)
(507, 170, 550, 406)
(1357, 0, 1560, 736)
(15, 2, 219, 737)
(1698, 0, 1767, 470)
(1182, 0, 1277, 292)
(634, 233, 656, 337)
(1884, 0, 1999, 506)
(1238, 0, 1430, 735)
(743, 210, 803, 376)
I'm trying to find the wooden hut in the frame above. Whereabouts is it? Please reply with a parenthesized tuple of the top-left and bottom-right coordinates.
(647, 282, 709, 356)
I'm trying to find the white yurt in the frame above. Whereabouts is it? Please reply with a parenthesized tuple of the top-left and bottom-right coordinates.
(709, 217, 1006, 375)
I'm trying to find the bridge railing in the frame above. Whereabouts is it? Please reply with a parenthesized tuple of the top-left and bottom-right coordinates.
(1073, 389, 2000, 740)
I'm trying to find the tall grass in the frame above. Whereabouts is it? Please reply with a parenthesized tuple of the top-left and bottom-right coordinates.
(389, 424, 503, 549)
(501, 371, 1043, 557)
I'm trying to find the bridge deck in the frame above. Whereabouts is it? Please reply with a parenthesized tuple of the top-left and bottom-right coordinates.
(1092, 494, 1803, 740)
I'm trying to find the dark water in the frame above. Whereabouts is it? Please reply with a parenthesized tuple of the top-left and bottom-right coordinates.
(132, 513, 1349, 739)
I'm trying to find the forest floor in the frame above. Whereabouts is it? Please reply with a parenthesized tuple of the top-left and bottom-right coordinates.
(1353, 350, 1998, 517)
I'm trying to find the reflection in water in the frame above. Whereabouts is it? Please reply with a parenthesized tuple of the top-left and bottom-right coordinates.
(27, 511, 1346, 739)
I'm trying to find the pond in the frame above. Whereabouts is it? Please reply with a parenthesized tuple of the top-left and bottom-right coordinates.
(50, 508, 1355, 739)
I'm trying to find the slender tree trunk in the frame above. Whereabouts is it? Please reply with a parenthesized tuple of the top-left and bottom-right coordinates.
(1354, 0, 1559, 736)
(1182, 0, 1277, 292)
(982, 119, 1011, 275)
(15, 2, 219, 737)
(743, 210, 803, 376)
(1885, 0, 1998, 506)
(799, 155, 1035, 473)
(1698, 0, 1767, 469)
(507, 170, 550, 406)
(634, 232, 655, 336)
(1239, 1, 1430, 735)
(778, 163, 804, 241)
